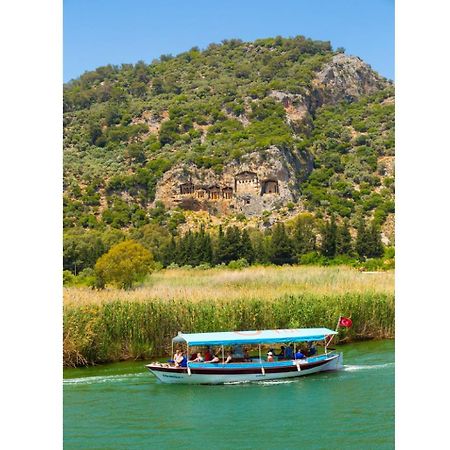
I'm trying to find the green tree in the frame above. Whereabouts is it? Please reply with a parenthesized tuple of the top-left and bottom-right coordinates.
(195, 225, 213, 265)
(336, 219, 353, 255)
(225, 226, 243, 263)
(88, 121, 103, 146)
(320, 216, 337, 257)
(126, 143, 147, 164)
(355, 218, 370, 259)
(63, 230, 106, 274)
(159, 236, 176, 267)
(240, 229, 255, 264)
(94, 240, 154, 289)
(270, 223, 294, 265)
(214, 225, 227, 264)
(292, 213, 316, 258)
(366, 222, 384, 258)
(130, 223, 172, 263)
(253, 233, 270, 264)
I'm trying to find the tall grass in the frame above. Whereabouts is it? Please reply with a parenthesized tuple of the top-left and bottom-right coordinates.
(64, 265, 394, 306)
(63, 292, 394, 367)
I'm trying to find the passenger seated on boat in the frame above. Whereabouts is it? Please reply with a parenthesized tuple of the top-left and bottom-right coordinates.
(224, 351, 233, 364)
(191, 352, 204, 362)
(174, 350, 183, 366)
(277, 346, 286, 360)
(267, 351, 274, 362)
(204, 347, 213, 361)
(307, 342, 317, 356)
(175, 352, 188, 367)
(204, 354, 220, 363)
(284, 345, 294, 360)
(295, 349, 306, 359)
(232, 345, 244, 358)
(180, 354, 188, 367)
(243, 348, 251, 361)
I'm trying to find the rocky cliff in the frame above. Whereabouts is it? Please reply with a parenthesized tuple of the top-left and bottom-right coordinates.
(155, 146, 309, 216)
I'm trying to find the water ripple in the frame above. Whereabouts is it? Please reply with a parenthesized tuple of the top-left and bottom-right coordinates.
(344, 362, 394, 371)
(64, 372, 147, 385)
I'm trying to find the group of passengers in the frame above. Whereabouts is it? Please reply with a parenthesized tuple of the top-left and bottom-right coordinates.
(171, 342, 317, 366)
(267, 342, 317, 362)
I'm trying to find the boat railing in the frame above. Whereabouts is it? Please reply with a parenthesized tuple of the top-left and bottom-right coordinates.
(186, 352, 336, 369)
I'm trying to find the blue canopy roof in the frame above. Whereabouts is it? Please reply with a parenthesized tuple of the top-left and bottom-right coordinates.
(172, 328, 337, 346)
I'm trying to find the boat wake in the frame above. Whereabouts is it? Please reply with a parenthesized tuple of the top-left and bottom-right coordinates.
(256, 380, 297, 385)
(344, 362, 394, 372)
(224, 379, 296, 386)
(64, 372, 147, 385)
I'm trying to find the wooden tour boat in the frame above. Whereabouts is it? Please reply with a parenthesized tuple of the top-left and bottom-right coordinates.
(146, 326, 346, 384)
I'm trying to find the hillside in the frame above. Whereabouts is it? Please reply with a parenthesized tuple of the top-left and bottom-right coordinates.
(63, 36, 394, 274)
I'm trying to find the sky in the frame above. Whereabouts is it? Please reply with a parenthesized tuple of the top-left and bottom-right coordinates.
(64, 0, 394, 82)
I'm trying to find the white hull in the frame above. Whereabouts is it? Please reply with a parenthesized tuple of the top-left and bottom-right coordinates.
(146, 353, 343, 385)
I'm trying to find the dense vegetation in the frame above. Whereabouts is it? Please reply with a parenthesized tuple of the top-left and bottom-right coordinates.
(300, 90, 394, 222)
(63, 212, 393, 288)
(63, 292, 394, 366)
(63, 35, 394, 276)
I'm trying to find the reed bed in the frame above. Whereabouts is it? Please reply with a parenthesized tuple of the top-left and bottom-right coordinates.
(64, 265, 394, 306)
(63, 267, 394, 367)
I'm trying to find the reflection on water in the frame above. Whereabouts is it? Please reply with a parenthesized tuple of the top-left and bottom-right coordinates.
(64, 340, 394, 450)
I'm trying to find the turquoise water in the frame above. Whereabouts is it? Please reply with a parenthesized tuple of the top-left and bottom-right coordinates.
(64, 340, 394, 449)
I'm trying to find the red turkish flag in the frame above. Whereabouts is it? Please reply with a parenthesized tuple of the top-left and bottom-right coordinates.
(339, 317, 353, 328)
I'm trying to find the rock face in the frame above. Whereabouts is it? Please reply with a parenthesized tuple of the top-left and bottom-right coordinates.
(269, 55, 389, 130)
(155, 146, 309, 216)
(313, 54, 389, 104)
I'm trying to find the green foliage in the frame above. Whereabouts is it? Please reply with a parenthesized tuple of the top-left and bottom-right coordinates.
(228, 258, 249, 270)
(94, 240, 155, 289)
(63, 230, 106, 273)
(336, 219, 353, 255)
(292, 213, 316, 258)
(355, 218, 384, 260)
(320, 216, 338, 258)
(270, 223, 294, 265)
(300, 87, 394, 223)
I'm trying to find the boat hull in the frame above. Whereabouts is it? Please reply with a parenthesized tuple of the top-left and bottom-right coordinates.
(146, 353, 343, 384)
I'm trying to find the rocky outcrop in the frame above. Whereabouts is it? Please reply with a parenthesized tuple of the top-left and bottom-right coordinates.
(269, 54, 389, 132)
(154, 146, 309, 216)
(313, 54, 389, 105)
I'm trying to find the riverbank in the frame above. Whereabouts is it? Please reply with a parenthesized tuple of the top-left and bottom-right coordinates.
(64, 265, 394, 367)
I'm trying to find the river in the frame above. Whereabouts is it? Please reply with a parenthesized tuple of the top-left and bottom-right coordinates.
(64, 340, 394, 449)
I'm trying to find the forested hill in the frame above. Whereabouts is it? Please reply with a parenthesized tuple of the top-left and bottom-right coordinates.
(63, 36, 394, 275)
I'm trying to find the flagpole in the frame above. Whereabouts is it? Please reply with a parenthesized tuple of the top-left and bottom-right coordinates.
(326, 315, 341, 353)
(335, 315, 342, 332)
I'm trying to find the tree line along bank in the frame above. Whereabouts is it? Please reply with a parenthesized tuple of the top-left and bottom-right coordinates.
(64, 212, 392, 289)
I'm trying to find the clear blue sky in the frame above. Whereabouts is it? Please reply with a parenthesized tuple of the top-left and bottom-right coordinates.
(64, 0, 394, 82)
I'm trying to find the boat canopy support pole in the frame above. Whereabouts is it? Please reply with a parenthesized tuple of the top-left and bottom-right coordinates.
(221, 345, 224, 363)
(187, 343, 191, 375)
(259, 344, 265, 375)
